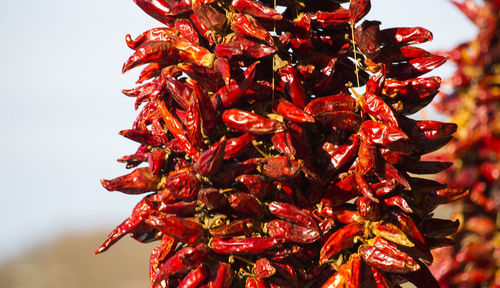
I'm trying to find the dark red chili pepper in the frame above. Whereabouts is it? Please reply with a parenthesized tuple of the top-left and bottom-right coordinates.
(361, 93, 399, 128)
(126, 27, 175, 50)
(209, 218, 255, 237)
(380, 26, 433, 46)
(101, 167, 160, 194)
(175, 18, 200, 45)
(389, 56, 447, 80)
(313, 8, 350, 28)
(178, 264, 209, 288)
(358, 120, 408, 145)
(123, 41, 179, 73)
(158, 99, 200, 158)
(228, 192, 262, 215)
(132, 0, 175, 26)
(153, 244, 210, 286)
(164, 172, 201, 201)
(231, 0, 282, 21)
(192, 0, 226, 32)
(267, 219, 320, 243)
(261, 156, 302, 179)
(222, 109, 282, 135)
(304, 92, 356, 117)
(147, 215, 206, 245)
(384, 195, 413, 213)
(224, 133, 255, 160)
(137, 62, 163, 84)
(359, 237, 420, 273)
(236, 174, 273, 198)
(278, 65, 307, 109)
(274, 99, 315, 123)
(194, 137, 227, 177)
(231, 13, 274, 46)
(319, 223, 364, 265)
(357, 139, 377, 175)
(354, 173, 379, 203)
(354, 20, 381, 57)
(210, 237, 284, 254)
(349, 0, 371, 25)
(268, 201, 318, 230)
(246, 277, 268, 288)
(253, 258, 276, 278)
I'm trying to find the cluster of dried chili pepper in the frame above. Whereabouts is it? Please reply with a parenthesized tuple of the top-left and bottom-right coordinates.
(96, 0, 463, 287)
(430, 1, 500, 287)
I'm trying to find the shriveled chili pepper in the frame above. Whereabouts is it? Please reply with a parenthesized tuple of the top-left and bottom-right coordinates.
(228, 192, 262, 215)
(361, 93, 399, 128)
(222, 109, 282, 135)
(304, 92, 356, 117)
(319, 223, 364, 265)
(253, 258, 276, 279)
(194, 137, 227, 177)
(153, 244, 210, 286)
(268, 201, 318, 231)
(178, 263, 209, 288)
(267, 219, 320, 243)
(236, 174, 272, 198)
(123, 41, 178, 73)
(231, 0, 282, 21)
(101, 167, 160, 194)
(360, 237, 420, 273)
(380, 26, 433, 46)
(210, 237, 284, 254)
(147, 215, 206, 245)
(261, 156, 302, 179)
(278, 65, 307, 109)
(349, 0, 371, 26)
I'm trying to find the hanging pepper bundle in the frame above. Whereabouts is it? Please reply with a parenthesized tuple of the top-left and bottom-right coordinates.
(96, 0, 463, 287)
(430, 1, 500, 287)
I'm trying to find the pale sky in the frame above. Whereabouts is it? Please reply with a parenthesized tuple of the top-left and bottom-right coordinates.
(0, 0, 476, 262)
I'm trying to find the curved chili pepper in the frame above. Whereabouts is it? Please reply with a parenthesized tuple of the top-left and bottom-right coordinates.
(158, 99, 200, 158)
(349, 0, 371, 25)
(178, 264, 209, 288)
(389, 56, 447, 80)
(153, 244, 210, 286)
(279, 65, 307, 109)
(361, 93, 400, 128)
(313, 8, 350, 27)
(231, 13, 274, 46)
(207, 263, 233, 288)
(132, 0, 175, 26)
(123, 41, 179, 73)
(224, 133, 255, 159)
(319, 223, 364, 265)
(194, 137, 227, 177)
(101, 167, 160, 194)
(222, 109, 282, 135)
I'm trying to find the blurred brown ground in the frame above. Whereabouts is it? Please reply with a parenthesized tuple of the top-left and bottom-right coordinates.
(0, 231, 156, 288)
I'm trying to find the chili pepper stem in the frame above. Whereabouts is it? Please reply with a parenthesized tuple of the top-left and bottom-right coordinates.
(252, 140, 271, 158)
(351, 24, 361, 87)
(229, 255, 256, 266)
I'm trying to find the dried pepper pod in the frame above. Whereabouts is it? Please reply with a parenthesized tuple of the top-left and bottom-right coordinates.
(98, 0, 462, 286)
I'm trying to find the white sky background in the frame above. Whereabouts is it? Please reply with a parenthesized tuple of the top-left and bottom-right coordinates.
(0, 0, 476, 262)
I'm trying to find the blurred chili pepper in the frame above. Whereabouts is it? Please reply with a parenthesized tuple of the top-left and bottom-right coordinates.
(380, 26, 433, 46)
(178, 264, 209, 288)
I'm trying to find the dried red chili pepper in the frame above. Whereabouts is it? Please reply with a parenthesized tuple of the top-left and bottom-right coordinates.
(99, 1, 463, 286)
